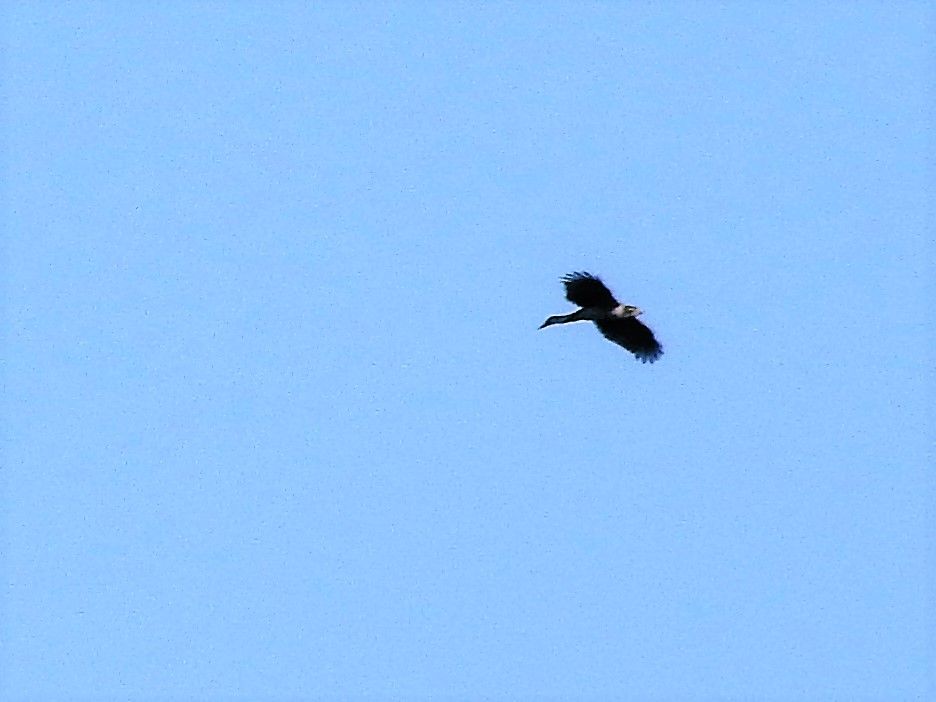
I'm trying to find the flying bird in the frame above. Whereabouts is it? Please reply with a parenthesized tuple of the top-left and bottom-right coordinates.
(539, 272, 663, 363)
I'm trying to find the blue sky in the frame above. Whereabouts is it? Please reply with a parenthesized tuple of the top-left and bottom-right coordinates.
(3, 2, 933, 700)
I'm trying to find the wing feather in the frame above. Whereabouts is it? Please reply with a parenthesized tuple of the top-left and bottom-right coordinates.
(561, 272, 618, 309)
(595, 316, 663, 363)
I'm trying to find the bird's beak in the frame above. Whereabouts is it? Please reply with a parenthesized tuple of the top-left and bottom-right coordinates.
(633, 307, 644, 317)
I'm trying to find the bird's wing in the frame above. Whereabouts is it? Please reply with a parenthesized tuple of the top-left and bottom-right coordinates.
(561, 272, 618, 309)
(595, 316, 663, 363)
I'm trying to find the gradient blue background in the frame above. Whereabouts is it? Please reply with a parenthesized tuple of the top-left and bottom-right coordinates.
(4, 2, 933, 700)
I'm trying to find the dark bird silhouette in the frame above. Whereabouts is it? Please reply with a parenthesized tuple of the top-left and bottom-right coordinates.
(539, 272, 663, 363)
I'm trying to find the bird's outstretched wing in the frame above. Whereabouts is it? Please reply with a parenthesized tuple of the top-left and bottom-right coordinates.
(595, 316, 663, 363)
(561, 272, 618, 309)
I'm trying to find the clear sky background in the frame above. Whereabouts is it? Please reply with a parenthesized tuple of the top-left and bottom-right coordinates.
(3, 2, 933, 700)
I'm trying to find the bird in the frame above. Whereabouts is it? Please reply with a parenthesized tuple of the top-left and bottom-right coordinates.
(539, 272, 663, 363)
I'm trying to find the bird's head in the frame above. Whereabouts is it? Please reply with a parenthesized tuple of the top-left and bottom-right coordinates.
(613, 304, 642, 318)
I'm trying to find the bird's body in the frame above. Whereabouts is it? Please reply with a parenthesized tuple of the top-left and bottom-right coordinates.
(540, 272, 663, 363)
